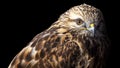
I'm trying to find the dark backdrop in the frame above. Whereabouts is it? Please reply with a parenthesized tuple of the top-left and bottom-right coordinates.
(1, 0, 118, 68)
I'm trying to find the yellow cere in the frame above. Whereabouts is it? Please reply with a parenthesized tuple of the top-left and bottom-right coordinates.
(90, 23, 94, 27)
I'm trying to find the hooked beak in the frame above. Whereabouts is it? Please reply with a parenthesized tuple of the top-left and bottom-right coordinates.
(87, 23, 94, 33)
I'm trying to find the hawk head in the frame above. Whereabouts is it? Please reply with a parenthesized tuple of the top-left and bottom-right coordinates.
(53, 4, 106, 37)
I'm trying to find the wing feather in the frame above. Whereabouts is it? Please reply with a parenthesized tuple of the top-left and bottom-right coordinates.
(8, 31, 82, 68)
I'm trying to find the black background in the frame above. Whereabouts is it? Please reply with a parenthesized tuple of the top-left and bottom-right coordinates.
(1, 0, 119, 68)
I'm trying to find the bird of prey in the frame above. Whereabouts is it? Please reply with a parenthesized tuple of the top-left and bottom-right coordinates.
(8, 4, 110, 68)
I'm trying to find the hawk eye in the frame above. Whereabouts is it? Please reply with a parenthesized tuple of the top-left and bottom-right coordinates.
(75, 18, 83, 25)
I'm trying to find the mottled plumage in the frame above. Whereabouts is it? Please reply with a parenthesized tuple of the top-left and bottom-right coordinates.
(8, 4, 110, 68)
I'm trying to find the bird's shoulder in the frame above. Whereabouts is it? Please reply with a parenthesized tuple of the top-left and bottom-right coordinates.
(8, 27, 83, 68)
(29, 27, 81, 51)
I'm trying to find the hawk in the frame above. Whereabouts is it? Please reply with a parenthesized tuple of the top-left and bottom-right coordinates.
(8, 4, 110, 68)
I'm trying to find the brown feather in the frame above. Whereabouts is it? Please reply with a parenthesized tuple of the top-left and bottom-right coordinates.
(8, 4, 110, 68)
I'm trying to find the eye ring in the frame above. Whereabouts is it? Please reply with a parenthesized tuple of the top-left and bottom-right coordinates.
(75, 18, 83, 25)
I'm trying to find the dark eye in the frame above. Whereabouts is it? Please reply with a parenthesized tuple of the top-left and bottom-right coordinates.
(75, 18, 83, 25)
